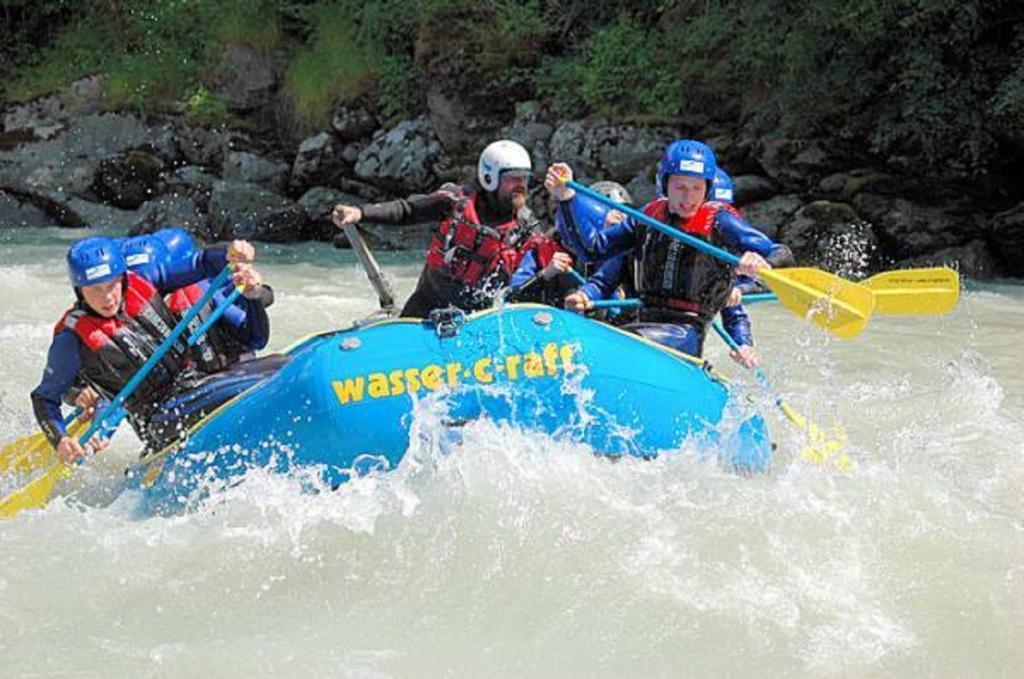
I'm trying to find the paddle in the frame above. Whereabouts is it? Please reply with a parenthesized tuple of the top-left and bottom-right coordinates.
(0, 409, 83, 475)
(0, 265, 235, 519)
(739, 267, 960, 315)
(187, 286, 244, 347)
(564, 180, 876, 339)
(342, 223, 397, 313)
(709, 320, 854, 472)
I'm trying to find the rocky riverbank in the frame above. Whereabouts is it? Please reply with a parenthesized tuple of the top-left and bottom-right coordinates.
(2, 76, 1021, 280)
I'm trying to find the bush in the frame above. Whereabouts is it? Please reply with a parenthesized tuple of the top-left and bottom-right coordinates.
(285, 3, 373, 127)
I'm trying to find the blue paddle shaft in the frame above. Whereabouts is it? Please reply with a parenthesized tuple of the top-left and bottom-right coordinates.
(78, 266, 234, 445)
(565, 180, 741, 266)
(590, 298, 643, 310)
(743, 292, 778, 304)
(187, 286, 244, 347)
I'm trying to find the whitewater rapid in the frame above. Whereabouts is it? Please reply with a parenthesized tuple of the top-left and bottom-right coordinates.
(1, 227, 1021, 677)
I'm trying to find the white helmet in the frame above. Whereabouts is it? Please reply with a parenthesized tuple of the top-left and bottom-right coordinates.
(477, 140, 531, 192)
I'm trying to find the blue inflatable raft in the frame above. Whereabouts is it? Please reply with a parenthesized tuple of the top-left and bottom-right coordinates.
(126, 305, 773, 514)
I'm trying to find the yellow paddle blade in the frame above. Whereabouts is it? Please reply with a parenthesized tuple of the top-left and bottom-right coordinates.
(0, 418, 88, 475)
(0, 463, 72, 519)
(864, 267, 960, 315)
(779, 402, 856, 473)
(761, 267, 875, 340)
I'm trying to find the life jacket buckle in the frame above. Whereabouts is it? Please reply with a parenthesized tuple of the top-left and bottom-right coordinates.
(428, 305, 466, 339)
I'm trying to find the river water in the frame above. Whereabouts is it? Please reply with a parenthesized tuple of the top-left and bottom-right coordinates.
(1, 226, 1021, 677)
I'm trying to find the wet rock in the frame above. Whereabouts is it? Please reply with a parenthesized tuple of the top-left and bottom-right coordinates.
(499, 122, 554, 155)
(0, 113, 167, 198)
(355, 117, 448, 193)
(207, 180, 309, 242)
(297, 186, 363, 239)
(2, 95, 67, 139)
(852, 194, 975, 257)
(585, 125, 677, 182)
(625, 171, 657, 208)
(989, 201, 1024, 277)
(161, 165, 217, 211)
(741, 194, 803, 240)
(0, 190, 52, 227)
(758, 137, 841, 188)
(426, 89, 500, 154)
(899, 239, 1002, 280)
(217, 45, 276, 112)
(92, 150, 165, 209)
(331, 104, 377, 142)
(731, 175, 776, 205)
(549, 121, 592, 175)
(176, 124, 232, 168)
(131, 194, 206, 236)
(222, 151, 289, 193)
(290, 132, 343, 192)
(818, 168, 909, 199)
(514, 100, 545, 125)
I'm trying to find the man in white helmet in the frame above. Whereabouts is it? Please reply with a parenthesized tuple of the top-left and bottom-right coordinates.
(332, 140, 542, 317)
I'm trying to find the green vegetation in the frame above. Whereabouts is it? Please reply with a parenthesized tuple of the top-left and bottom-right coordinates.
(2, 0, 1022, 180)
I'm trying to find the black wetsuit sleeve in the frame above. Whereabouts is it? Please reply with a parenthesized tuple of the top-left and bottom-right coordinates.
(359, 190, 457, 224)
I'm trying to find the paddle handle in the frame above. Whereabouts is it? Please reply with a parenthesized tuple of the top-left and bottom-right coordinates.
(344, 223, 397, 311)
(590, 298, 643, 310)
(187, 286, 243, 347)
(565, 180, 741, 267)
(568, 268, 588, 286)
(78, 265, 234, 445)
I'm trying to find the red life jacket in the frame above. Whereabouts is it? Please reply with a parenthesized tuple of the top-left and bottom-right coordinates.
(426, 190, 526, 286)
(56, 272, 188, 409)
(165, 282, 237, 372)
(634, 199, 739, 322)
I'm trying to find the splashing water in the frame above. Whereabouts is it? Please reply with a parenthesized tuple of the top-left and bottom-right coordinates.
(1, 228, 1022, 676)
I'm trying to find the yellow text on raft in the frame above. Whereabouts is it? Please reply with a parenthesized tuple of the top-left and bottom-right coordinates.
(331, 342, 578, 405)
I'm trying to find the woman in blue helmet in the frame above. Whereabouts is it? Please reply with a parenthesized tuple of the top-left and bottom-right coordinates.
(30, 235, 260, 463)
(549, 140, 794, 364)
(139, 229, 276, 371)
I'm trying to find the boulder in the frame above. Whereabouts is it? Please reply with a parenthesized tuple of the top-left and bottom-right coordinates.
(290, 132, 343, 192)
(160, 165, 218, 211)
(549, 121, 593, 176)
(355, 117, 449, 193)
(331, 104, 377, 142)
(898, 240, 1002, 281)
(222, 151, 289, 194)
(741, 194, 803, 240)
(176, 124, 232, 168)
(852, 194, 975, 257)
(732, 175, 776, 205)
(207, 180, 308, 242)
(91, 150, 165, 209)
(217, 44, 276, 112)
(0, 113, 167, 198)
(297, 186, 364, 240)
(131, 194, 206, 236)
(0, 190, 52, 227)
(584, 125, 677, 182)
(425, 89, 501, 154)
(989, 201, 1024, 277)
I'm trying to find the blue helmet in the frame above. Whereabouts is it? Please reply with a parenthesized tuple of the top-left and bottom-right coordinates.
(656, 140, 717, 196)
(711, 168, 734, 204)
(67, 236, 127, 288)
(121, 234, 169, 281)
(153, 227, 198, 265)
